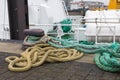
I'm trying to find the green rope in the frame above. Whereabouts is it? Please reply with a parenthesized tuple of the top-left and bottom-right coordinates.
(60, 18, 72, 33)
(94, 53, 120, 72)
(48, 37, 120, 72)
(79, 41, 95, 45)
(25, 36, 120, 72)
(27, 36, 41, 42)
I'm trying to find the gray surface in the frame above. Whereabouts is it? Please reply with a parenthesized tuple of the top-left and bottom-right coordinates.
(0, 52, 120, 80)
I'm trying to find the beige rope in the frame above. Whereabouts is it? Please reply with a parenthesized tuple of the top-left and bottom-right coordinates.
(5, 44, 83, 72)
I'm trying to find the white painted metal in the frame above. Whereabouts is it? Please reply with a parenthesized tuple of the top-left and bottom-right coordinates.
(46, 0, 67, 23)
(28, 0, 87, 41)
(28, 0, 67, 24)
(69, 16, 83, 24)
(0, 0, 86, 41)
(85, 10, 120, 43)
(28, 0, 68, 34)
(74, 28, 86, 41)
(0, 0, 10, 40)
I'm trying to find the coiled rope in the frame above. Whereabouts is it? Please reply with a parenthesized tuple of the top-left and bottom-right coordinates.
(48, 37, 120, 72)
(94, 53, 120, 72)
(5, 44, 83, 72)
(6, 36, 120, 72)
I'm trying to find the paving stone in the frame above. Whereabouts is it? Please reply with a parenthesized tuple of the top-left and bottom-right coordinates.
(0, 52, 120, 80)
(115, 74, 120, 80)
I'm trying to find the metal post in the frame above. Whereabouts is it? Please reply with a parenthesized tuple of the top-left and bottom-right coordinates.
(113, 26, 116, 43)
(81, 0, 85, 16)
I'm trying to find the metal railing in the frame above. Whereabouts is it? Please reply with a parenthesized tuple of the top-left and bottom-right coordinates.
(29, 23, 86, 42)
(84, 17, 120, 44)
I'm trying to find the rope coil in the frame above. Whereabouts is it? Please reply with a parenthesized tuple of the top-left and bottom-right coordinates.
(5, 44, 83, 72)
(6, 36, 120, 72)
(48, 37, 120, 72)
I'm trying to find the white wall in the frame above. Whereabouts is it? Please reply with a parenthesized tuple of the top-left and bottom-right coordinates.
(46, 0, 67, 23)
(28, 0, 67, 24)
(0, 0, 10, 40)
(28, 0, 67, 34)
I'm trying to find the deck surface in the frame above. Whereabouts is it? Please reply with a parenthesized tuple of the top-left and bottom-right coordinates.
(0, 41, 120, 80)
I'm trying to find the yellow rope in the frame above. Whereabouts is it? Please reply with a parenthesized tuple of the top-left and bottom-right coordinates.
(5, 44, 83, 72)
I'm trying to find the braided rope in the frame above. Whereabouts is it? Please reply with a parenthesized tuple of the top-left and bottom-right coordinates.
(6, 36, 120, 72)
(5, 44, 83, 72)
(48, 37, 120, 72)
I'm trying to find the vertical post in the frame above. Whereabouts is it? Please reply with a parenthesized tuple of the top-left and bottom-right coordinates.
(7, 0, 29, 40)
(95, 18, 98, 44)
(95, 26, 98, 44)
(57, 24, 64, 44)
(81, 0, 85, 16)
(113, 26, 116, 43)
(16, 0, 29, 40)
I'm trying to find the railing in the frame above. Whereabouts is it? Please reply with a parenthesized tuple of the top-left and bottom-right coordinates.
(62, 0, 69, 16)
(84, 17, 120, 44)
(2, 16, 120, 43)
(29, 23, 86, 42)
(83, 18, 120, 23)
(29, 17, 120, 43)
(0, 16, 84, 40)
